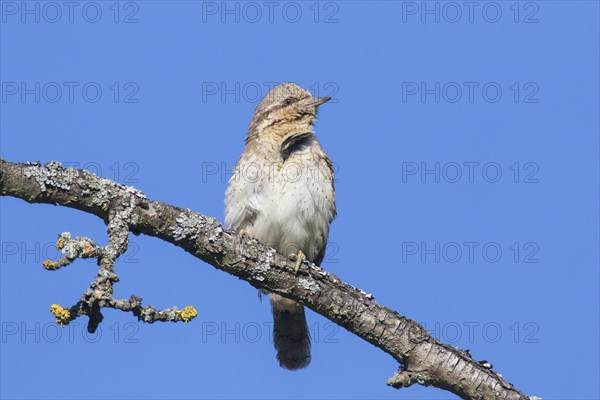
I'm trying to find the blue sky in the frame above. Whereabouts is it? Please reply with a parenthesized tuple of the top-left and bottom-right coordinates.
(1, 1, 598, 399)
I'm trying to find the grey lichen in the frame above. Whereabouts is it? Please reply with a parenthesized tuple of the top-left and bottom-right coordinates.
(298, 277, 320, 295)
(254, 248, 276, 275)
(24, 161, 74, 191)
(57, 232, 99, 259)
(91, 185, 111, 208)
(60, 234, 81, 259)
(208, 226, 223, 243)
(124, 185, 147, 201)
(171, 210, 203, 241)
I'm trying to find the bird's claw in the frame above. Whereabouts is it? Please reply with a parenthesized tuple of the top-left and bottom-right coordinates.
(289, 250, 306, 274)
(238, 229, 254, 239)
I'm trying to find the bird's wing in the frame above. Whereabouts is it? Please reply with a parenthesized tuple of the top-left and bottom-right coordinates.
(224, 160, 265, 231)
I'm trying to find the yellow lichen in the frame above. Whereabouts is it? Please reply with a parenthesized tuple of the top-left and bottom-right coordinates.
(50, 304, 71, 327)
(56, 237, 65, 250)
(179, 306, 198, 322)
(42, 260, 56, 270)
(83, 242, 93, 256)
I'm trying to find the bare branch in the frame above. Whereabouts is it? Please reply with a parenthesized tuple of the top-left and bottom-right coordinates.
(0, 158, 539, 400)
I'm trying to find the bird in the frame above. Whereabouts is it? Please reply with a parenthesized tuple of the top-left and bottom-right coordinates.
(224, 82, 336, 370)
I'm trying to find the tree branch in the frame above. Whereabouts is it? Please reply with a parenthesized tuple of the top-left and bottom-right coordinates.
(0, 158, 540, 400)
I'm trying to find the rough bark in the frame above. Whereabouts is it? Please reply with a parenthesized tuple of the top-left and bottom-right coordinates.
(0, 158, 540, 400)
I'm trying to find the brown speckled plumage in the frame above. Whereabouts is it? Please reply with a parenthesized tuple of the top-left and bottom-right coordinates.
(225, 82, 336, 370)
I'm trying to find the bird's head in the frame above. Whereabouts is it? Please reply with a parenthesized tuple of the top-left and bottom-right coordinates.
(248, 82, 331, 139)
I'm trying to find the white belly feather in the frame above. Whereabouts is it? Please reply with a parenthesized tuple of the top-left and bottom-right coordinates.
(225, 142, 335, 263)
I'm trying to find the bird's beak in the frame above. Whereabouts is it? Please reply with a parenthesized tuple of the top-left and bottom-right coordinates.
(304, 96, 332, 108)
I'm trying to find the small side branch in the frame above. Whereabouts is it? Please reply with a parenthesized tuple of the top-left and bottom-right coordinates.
(387, 368, 428, 389)
(41, 195, 198, 332)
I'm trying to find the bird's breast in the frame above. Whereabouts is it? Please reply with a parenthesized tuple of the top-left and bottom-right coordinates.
(234, 148, 335, 263)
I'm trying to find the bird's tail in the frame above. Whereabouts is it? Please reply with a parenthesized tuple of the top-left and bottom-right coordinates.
(270, 294, 311, 370)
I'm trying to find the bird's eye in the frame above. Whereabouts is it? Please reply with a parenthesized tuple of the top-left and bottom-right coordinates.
(284, 98, 293, 105)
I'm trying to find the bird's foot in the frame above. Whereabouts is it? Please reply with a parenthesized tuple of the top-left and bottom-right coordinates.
(238, 229, 254, 239)
(289, 250, 306, 274)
